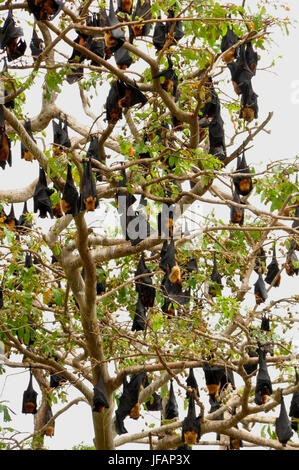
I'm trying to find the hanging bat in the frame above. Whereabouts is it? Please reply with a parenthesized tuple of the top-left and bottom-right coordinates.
(254, 347, 272, 405)
(285, 242, 299, 276)
(254, 273, 268, 304)
(186, 368, 199, 399)
(85, 13, 105, 65)
(114, 47, 133, 70)
(104, 0, 125, 53)
(153, 57, 178, 96)
(52, 118, 71, 156)
(61, 164, 79, 216)
(116, 80, 148, 110)
(43, 403, 55, 437)
(261, 315, 270, 332)
(230, 191, 244, 225)
(208, 112, 226, 161)
(164, 379, 179, 420)
(129, 0, 152, 42)
(135, 253, 155, 307)
(30, 29, 44, 59)
(114, 372, 147, 434)
(0, 12, 27, 62)
(21, 119, 36, 162)
(117, 0, 133, 15)
(227, 44, 253, 95)
(0, 105, 12, 170)
(106, 81, 122, 123)
(87, 135, 104, 182)
(233, 150, 253, 196)
(265, 245, 280, 287)
(25, 252, 33, 268)
(33, 167, 54, 218)
(22, 371, 38, 414)
(182, 394, 201, 445)
(240, 82, 258, 122)
(203, 364, 226, 399)
(92, 371, 110, 412)
(254, 247, 267, 274)
(275, 391, 293, 446)
(208, 254, 222, 297)
(131, 294, 147, 331)
(221, 28, 239, 64)
(18, 202, 32, 234)
(5, 205, 18, 230)
(153, 21, 166, 51)
(27, 0, 64, 22)
(50, 372, 67, 388)
(245, 41, 258, 75)
(96, 267, 106, 295)
(200, 78, 221, 120)
(80, 158, 98, 211)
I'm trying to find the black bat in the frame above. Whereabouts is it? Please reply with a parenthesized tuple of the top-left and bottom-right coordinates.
(135, 253, 155, 308)
(96, 267, 106, 295)
(182, 394, 201, 446)
(114, 47, 133, 70)
(85, 13, 105, 65)
(186, 368, 199, 399)
(245, 41, 258, 75)
(18, 202, 32, 234)
(164, 379, 178, 420)
(208, 254, 222, 297)
(66, 35, 87, 84)
(129, 0, 152, 43)
(106, 81, 123, 123)
(254, 273, 267, 304)
(131, 294, 147, 331)
(200, 78, 220, 120)
(33, 167, 54, 218)
(2, 59, 15, 109)
(292, 205, 299, 230)
(221, 28, 239, 64)
(265, 245, 280, 287)
(261, 315, 270, 332)
(50, 372, 67, 388)
(80, 158, 98, 211)
(275, 391, 293, 446)
(116, 80, 148, 110)
(0, 12, 27, 62)
(240, 81, 258, 122)
(254, 347, 272, 405)
(203, 364, 225, 399)
(21, 119, 36, 162)
(5, 204, 18, 230)
(143, 376, 162, 411)
(87, 135, 104, 182)
(157, 204, 174, 238)
(153, 57, 178, 97)
(30, 29, 44, 59)
(207, 112, 226, 161)
(227, 44, 253, 95)
(0, 105, 12, 170)
(117, 0, 133, 14)
(104, 0, 125, 53)
(285, 242, 299, 276)
(25, 252, 33, 268)
(52, 118, 71, 155)
(61, 164, 79, 216)
(92, 371, 110, 413)
(233, 150, 253, 196)
(254, 247, 267, 274)
(114, 372, 147, 434)
(165, 8, 184, 43)
(289, 369, 299, 432)
(27, 0, 64, 22)
(153, 21, 166, 51)
(43, 403, 55, 437)
(230, 190, 244, 225)
(22, 371, 38, 414)
(0, 286, 3, 309)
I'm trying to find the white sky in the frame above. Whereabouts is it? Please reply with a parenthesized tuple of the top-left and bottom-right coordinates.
(0, 0, 299, 450)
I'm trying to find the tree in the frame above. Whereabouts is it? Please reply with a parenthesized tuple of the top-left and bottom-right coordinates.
(0, 0, 298, 451)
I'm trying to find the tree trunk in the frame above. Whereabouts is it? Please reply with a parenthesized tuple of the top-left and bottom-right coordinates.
(93, 400, 115, 450)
